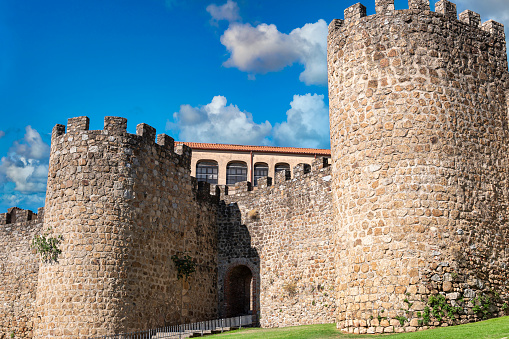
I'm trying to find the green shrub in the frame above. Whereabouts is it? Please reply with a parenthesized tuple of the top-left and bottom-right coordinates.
(171, 253, 196, 280)
(31, 229, 63, 263)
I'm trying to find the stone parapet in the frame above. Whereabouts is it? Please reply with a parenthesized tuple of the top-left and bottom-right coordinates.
(219, 163, 335, 328)
(0, 207, 42, 225)
(0, 214, 43, 339)
(221, 157, 330, 198)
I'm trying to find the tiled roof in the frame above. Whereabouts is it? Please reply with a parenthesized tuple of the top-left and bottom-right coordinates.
(175, 141, 331, 156)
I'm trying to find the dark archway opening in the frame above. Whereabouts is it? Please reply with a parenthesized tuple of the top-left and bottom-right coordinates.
(225, 265, 253, 317)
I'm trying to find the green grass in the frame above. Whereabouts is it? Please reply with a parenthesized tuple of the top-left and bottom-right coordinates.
(210, 316, 509, 339)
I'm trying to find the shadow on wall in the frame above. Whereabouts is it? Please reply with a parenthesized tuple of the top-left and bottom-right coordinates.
(217, 202, 260, 325)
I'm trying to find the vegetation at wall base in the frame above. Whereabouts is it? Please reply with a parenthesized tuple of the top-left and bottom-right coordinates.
(210, 316, 509, 338)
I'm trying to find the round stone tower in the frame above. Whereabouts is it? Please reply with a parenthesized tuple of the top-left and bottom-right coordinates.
(34, 116, 218, 338)
(34, 116, 137, 338)
(328, 0, 509, 334)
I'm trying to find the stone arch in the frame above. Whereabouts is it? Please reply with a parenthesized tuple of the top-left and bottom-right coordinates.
(220, 259, 259, 320)
(224, 265, 252, 317)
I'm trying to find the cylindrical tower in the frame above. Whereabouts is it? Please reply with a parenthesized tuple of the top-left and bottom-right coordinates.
(35, 116, 218, 338)
(328, 0, 508, 334)
(35, 116, 136, 337)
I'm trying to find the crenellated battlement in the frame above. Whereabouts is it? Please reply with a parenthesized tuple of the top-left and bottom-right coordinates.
(329, 0, 506, 41)
(191, 177, 220, 204)
(50, 116, 196, 170)
(218, 157, 330, 199)
(48, 115, 220, 207)
(0, 207, 43, 225)
(54, 116, 175, 149)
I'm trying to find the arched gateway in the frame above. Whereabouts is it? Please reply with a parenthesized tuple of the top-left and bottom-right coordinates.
(224, 265, 253, 317)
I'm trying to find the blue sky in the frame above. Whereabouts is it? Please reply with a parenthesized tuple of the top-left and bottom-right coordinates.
(1, 0, 508, 212)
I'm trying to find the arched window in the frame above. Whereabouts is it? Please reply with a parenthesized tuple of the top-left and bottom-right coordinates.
(253, 163, 268, 186)
(226, 162, 247, 185)
(196, 161, 218, 185)
(274, 163, 290, 178)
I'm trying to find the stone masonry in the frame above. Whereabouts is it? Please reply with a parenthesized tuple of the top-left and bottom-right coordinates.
(1, 0, 508, 338)
(328, 0, 508, 333)
(35, 117, 218, 338)
(0, 208, 43, 339)
(217, 158, 336, 328)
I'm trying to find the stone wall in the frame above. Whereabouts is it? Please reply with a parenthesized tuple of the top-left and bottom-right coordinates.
(0, 208, 43, 339)
(328, 0, 508, 333)
(217, 158, 336, 328)
(34, 117, 218, 338)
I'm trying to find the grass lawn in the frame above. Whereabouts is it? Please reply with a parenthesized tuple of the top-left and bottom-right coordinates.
(210, 316, 509, 339)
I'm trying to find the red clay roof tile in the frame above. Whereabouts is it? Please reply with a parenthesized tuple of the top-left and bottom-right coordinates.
(175, 141, 331, 156)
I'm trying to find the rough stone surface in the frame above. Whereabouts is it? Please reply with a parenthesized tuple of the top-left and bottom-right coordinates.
(34, 117, 218, 338)
(218, 159, 335, 327)
(0, 209, 43, 339)
(328, 0, 508, 333)
(1, 1, 509, 338)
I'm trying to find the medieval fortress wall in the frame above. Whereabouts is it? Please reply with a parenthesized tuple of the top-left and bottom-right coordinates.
(328, 0, 508, 333)
(0, 0, 508, 338)
(0, 209, 43, 339)
(217, 159, 336, 328)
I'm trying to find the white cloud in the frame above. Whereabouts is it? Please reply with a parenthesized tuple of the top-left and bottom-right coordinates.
(207, 0, 240, 24)
(0, 126, 50, 195)
(168, 94, 330, 148)
(0, 192, 45, 210)
(273, 94, 330, 149)
(452, 0, 509, 23)
(220, 20, 328, 85)
(0, 131, 5, 138)
(221, 23, 300, 73)
(168, 95, 273, 145)
(210, 0, 328, 86)
(12, 126, 50, 160)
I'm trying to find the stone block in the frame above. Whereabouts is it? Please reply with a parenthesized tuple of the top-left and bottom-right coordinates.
(408, 0, 430, 11)
(275, 169, 290, 183)
(293, 163, 311, 177)
(136, 123, 156, 142)
(329, 19, 344, 34)
(375, 0, 394, 15)
(257, 176, 272, 189)
(312, 157, 329, 170)
(234, 181, 251, 192)
(52, 124, 66, 138)
(104, 116, 127, 134)
(459, 10, 481, 27)
(481, 20, 506, 40)
(344, 3, 367, 22)
(435, 0, 457, 19)
(443, 281, 453, 292)
(67, 116, 90, 133)
(156, 134, 175, 150)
